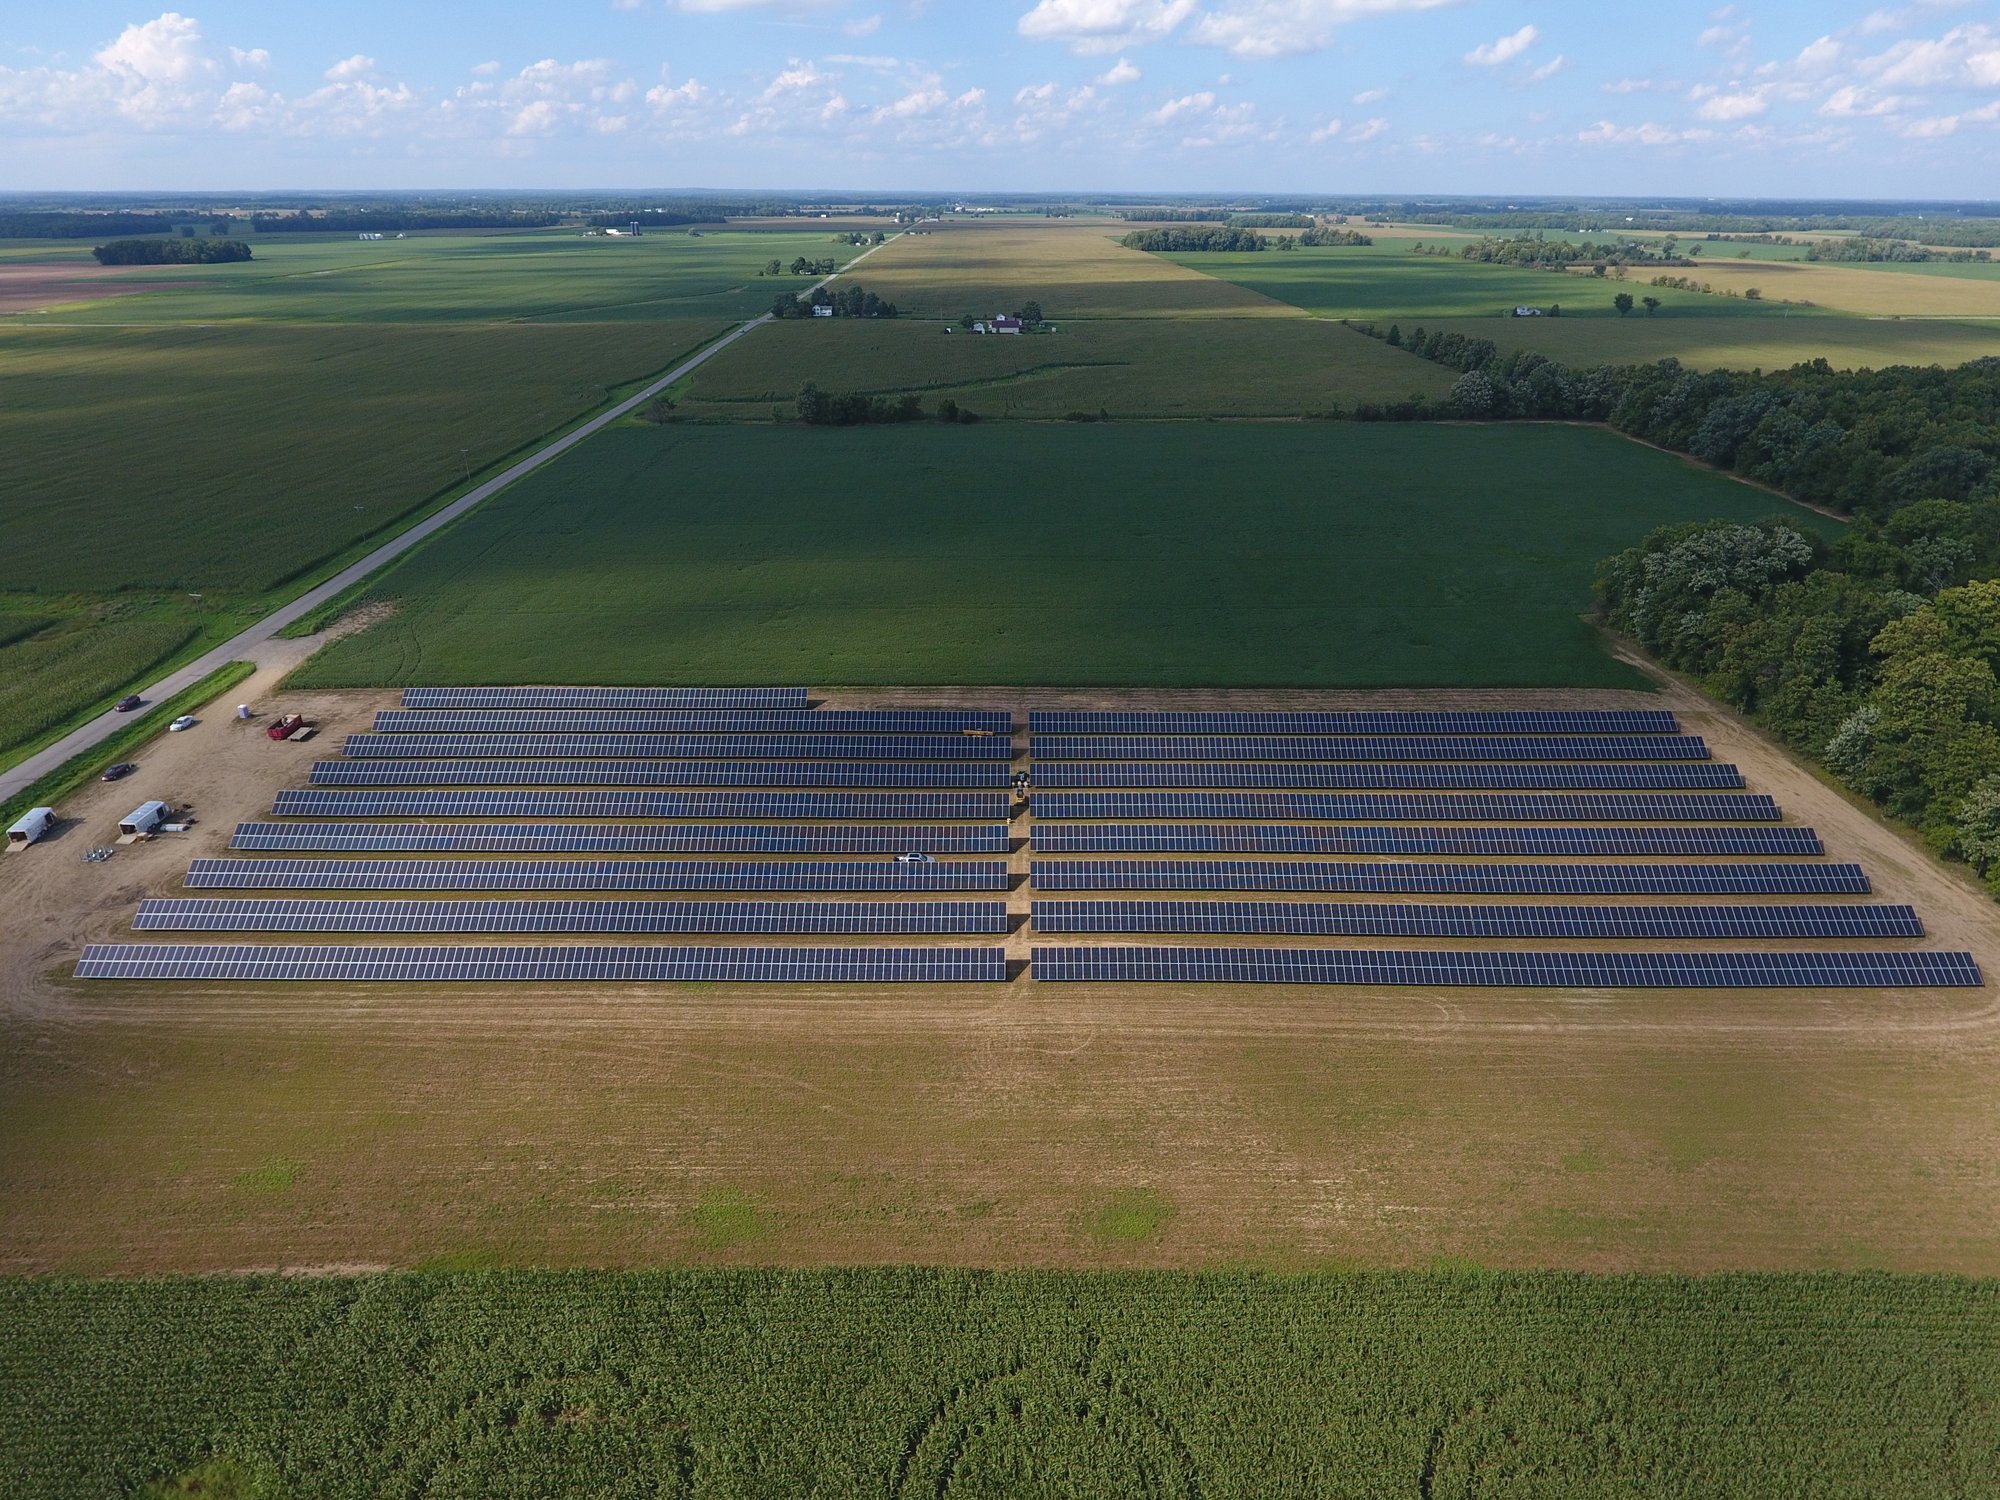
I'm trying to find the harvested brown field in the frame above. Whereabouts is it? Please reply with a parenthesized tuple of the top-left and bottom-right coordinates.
(0, 265, 179, 313)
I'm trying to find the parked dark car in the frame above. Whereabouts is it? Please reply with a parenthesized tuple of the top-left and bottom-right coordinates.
(100, 762, 138, 781)
(114, 695, 143, 713)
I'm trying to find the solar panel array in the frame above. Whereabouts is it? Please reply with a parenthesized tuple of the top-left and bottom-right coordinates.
(309, 760, 1011, 788)
(401, 687, 811, 710)
(273, 790, 1012, 820)
(188, 858, 1011, 892)
(1032, 824, 1824, 857)
(1029, 710, 1681, 735)
(1031, 734, 1708, 763)
(138, 899, 1010, 935)
(1031, 763, 1744, 790)
(375, 709, 1012, 735)
(342, 734, 1015, 761)
(1029, 860, 1869, 894)
(1031, 901, 1923, 939)
(1032, 947, 1981, 988)
(1030, 793, 1780, 822)
(234, 822, 1011, 854)
(80, 944, 1007, 982)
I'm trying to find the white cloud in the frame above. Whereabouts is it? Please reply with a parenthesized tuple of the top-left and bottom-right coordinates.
(96, 13, 216, 83)
(1527, 54, 1566, 82)
(1600, 77, 1657, 93)
(472, 60, 502, 76)
(1464, 24, 1536, 66)
(1309, 115, 1341, 140)
(324, 54, 376, 83)
(1097, 56, 1142, 84)
(844, 13, 884, 35)
(213, 79, 279, 130)
(1017, 0, 1195, 55)
(827, 53, 901, 69)
(1351, 86, 1389, 104)
(1346, 115, 1388, 141)
(1188, 0, 1462, 60)
(646, 77, 706, 108)
(1694, 86, 1767, 119)
(1578, 118, 1710, 145)
(1795, 36, 1842, 72)
(228, 47, 270, 70)
(1145, 89, 1214, 124)
(1819, 84, 1902, 116)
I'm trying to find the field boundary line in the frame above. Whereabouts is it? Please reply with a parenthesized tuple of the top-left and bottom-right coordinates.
(0, 236, 898, 806)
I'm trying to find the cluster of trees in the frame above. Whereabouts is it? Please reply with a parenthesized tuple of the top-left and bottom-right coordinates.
(1232, 213, 1316, 229)
(1611, 292, 1666, 316)
(91, 238, 252, 265)
(1453, 233, 1688, 267)
(1120, 226, 1268, 253)
(1297, 227, 1373, 247)
(762, 256, 841, 277)
(0, 212, 188, 239)
(770, 284, 899, 319)
(833, 231, 888, 246)
(1117, 208, 1232, 222)
(1599, 521, 2000, 882)
(795, 384, 924, 426)
(1804, 238, 1992, 264)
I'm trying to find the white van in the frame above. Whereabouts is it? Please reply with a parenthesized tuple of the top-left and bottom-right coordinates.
(6, 808, 54, 849)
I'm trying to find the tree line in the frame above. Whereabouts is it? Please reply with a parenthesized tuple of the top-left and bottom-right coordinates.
(91, 238, 253, 265)
(250, 209, 566, 233)
(770, 284, 898, 319)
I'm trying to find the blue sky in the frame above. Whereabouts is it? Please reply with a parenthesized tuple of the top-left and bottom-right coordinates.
(4, 1, 1997, 194)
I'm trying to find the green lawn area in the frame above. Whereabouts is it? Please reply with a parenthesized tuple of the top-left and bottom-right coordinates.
(3, 1269, 1994, 1499)
(675, 316, 1450, 419)
(1164, 244, 1810, 321)
(294, 422, 1831, 690)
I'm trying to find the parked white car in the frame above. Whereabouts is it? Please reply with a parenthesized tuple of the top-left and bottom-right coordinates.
(168, 715, 197, 732)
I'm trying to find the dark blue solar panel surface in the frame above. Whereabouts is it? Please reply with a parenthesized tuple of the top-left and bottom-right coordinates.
(400, 687, 810, 710)
(188, 858, 1011, 892)
(309, 761, 1011, 788)
(1031, 824, 1824, 857)
(342, 734, 1015, 761)
(1030, 793, 1780, 822)
(1029, 861, 1868, 894)
(1031, 735, 1707, 762)
(1031, 946, 1981, 988)
(1031, 901, 1921, 939)
(235, 822, 1010, 854)
(138, 898, 1010, 935)
(1030, 763, 1743, 790)
(374, 709, 1013, 734)
(1029, 711, 1679, 735)
(78, 944, 1006, 983)
(272, 791, 1011, 820)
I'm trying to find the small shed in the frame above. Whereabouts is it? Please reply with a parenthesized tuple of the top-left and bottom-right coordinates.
(119, 801, 171, 838)
(6, 808, 53, 849)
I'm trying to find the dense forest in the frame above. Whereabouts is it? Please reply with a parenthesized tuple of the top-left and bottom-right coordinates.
(1120, 225, 1269, 252)
(90, 237, 252, 265)
(1352, 322, 2000, 881)
(0, 212, 186, 239)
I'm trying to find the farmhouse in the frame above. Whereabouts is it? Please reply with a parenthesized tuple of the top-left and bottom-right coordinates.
(992, 315, 1023, 334)
(1511, 305, 1543, 317)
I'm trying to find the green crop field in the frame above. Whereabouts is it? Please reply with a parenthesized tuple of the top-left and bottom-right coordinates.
(293, 422, 1829, 690)
(1408, 314, 2000, 372)
(675, 316, 1450, 418)
(2, 1270, 1995, 1498)
(1164, 243, 1801, 321)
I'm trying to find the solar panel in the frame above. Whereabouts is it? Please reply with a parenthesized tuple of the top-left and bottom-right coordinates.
(1028, 860, 1868, 894)
(78, 943, 1007, 983)
(187, 858, 1012, 892)
(1029, 763, 1744, 790)
(1031, 735, 1707, 762)
(271, 791, 1011, 820)
(341, 734, 1015, 761)
(1028, 711, 1679, 735)
(234, 822, 1011, 854)
(1030, 946, 1981, 988)
(374, 710, 1014, 735)
(1029, 793, 1781, 823)
(308, 761, 1011, 789)
(1030, 901, 1923, 939)
(138, 898, 1011, 935)
(1031, 824, 1824, 857)
(400, 687, 811, 710)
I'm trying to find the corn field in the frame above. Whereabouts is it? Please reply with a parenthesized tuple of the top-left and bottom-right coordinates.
(2, 1269, 1995, 1498)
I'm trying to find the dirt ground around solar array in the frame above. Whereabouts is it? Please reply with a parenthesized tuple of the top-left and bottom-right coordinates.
(5, 668, 2000, 1276)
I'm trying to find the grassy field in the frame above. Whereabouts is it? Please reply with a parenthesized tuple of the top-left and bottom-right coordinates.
(3, 1269, 1995, 1497)
(291, 423, 1825, 690)
(1665, 258, 2000, 319)
(14, 228, 854, 325)
(852, 220, 1292, 319)
(1412, 315, 2000, 372)
(674, 316, 1451, 418)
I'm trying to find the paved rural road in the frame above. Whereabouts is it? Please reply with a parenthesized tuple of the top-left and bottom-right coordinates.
(0, 239, 899, 805)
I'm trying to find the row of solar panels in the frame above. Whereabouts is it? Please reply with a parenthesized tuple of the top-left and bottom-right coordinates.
(341, 734, 1711, 764)
(271, 790, 1782, 822)
(307, 762, 1748, 791)
(1028, 711, 1681, 735)
(230, 822, 1824, 857)
(131, 898, 1921, 939)
(375, 710, 1014, 735)
(401, 687, 812, 709)
(180, 857, 1865, 894)
(75, 944, 1979, 987)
